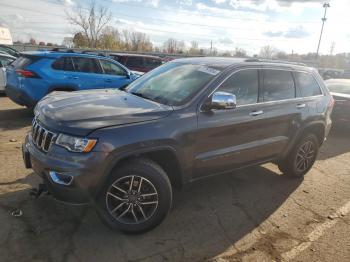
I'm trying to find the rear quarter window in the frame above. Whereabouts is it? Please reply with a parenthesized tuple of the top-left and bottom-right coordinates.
(295, 72, 322, 97)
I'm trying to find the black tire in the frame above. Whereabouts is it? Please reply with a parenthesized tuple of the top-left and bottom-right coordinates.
(95, 158, 172, 233)
(278, 134, 319, 178)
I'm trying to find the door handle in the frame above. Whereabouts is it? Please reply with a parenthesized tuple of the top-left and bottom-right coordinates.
(296, 103, 306, 109)
(68, 76, 79, 80)
(105, 79, 112, 82)
(249, 110, 264, 116)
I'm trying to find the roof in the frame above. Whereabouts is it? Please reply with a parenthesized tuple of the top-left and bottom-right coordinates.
(109, 53, 161, 59)
(20, 50, 111, 60)
(171, 57, 312, 70)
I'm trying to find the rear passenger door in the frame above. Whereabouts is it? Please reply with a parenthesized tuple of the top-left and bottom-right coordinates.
(99, 59, 131, 89)
(258, 68, 307, 155)
(70, 57, 105, 90)
(294, 71, 323, 118)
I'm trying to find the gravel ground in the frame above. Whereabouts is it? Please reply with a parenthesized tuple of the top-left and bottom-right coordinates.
(0, 95, 349, 262)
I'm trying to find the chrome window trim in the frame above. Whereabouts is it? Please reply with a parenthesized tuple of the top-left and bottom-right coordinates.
(201, 67, 325, 111)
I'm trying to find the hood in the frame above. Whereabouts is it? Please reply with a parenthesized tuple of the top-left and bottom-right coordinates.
(36, 89, 173, 136)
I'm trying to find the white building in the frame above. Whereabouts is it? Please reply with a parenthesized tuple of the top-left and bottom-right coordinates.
(0, 27, 13, 45)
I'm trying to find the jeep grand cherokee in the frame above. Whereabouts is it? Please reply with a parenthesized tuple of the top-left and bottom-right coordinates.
(22, 57, 333, 233)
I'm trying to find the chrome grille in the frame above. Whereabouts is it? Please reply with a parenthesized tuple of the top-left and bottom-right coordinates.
(31, 118, 56, 152)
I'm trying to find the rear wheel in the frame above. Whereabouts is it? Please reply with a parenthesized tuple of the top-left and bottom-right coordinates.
(96, 158, 172, 233)
(278, 134, 319, 178)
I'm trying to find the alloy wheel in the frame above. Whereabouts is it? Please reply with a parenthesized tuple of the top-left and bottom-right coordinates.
(106, 175, 158, 225)
(295, 141, 315, 173)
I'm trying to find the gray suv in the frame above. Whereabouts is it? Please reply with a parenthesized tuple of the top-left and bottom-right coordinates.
(22, 58, 333, 233)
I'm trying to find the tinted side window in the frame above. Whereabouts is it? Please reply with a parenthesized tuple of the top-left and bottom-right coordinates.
(295, 72, 322, 97)
(72, 57, 101, 73)
(100, 60, 126, 76)
(218, 69, 259, 105)
(262, 70, 295, 102)
(144, 58, 162, 69)
(52, 57, 74, 71)
(126, 57, 144, 67)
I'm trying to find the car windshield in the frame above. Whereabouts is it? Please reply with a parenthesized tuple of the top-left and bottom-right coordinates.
(326, 81, 350, 95)
(126, 62, 221, 106)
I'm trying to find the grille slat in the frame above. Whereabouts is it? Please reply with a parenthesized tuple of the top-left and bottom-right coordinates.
(31, 118, 56, 153)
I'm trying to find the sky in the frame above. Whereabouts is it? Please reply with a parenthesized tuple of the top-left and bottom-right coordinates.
(0, 0, 349, 55)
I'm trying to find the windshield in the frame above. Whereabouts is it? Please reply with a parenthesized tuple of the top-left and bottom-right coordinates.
(326, 81, 350, 95)
(126, 62, 221, 106)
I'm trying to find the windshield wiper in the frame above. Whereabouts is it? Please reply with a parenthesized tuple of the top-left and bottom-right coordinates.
(130, 92, 156, 102)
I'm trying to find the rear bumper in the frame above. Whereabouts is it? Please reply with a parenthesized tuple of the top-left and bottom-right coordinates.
(23, 134, 107, 204)
(5, 84, 36, 107)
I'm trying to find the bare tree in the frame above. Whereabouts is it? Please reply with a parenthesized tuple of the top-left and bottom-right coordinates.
(259, 45, 277, 59)
(233, 47, 247, 58)
(128, 31, 153, 52)
(67, 1, 112, 48)
(189, 41, 200, 55)
(163, 38, 185, 54)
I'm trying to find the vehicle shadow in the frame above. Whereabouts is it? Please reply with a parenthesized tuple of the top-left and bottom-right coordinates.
(317, 126, 350, 160)
(0, 107, 33, 130)
(0, 166, 302, 261)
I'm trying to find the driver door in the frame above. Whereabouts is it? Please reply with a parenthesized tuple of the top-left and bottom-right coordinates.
(194, 68, 271, 178)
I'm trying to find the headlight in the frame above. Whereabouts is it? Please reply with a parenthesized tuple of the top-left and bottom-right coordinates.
(55, 134, 97, 153)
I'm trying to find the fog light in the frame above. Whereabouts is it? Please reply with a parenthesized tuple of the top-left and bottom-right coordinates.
(49, 171, 73, 186)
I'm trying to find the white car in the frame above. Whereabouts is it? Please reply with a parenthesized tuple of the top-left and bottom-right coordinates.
(0, 53, 15, 93)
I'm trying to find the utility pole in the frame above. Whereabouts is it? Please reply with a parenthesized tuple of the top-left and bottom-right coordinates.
(210, 40, 213, 55)
(316, 2, 330, 59)
(330, 41, 335, 55)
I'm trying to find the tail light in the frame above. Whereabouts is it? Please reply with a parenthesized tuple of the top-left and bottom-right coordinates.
(16, 69, 39, 78)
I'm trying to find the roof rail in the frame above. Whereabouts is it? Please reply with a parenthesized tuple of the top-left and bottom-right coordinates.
(51, 48, 75, 53)
(245, 58, 307, 66)
(81, 50, 107, 57)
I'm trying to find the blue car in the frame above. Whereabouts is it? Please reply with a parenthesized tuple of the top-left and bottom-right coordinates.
(5, 50, 139, 108)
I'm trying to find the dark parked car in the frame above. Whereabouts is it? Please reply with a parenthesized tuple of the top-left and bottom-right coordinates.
(23, 58, 333, 233)
(321, 69, 343, 80)
(325, 79, 350, 126)
(109, 53, 162, 73)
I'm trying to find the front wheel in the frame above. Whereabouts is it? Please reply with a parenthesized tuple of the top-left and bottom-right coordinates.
(278, 134, 319, 178)
(96, 158, 172, 233)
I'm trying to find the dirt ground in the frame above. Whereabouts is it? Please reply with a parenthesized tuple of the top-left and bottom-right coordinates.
(0, 95, 349, 262)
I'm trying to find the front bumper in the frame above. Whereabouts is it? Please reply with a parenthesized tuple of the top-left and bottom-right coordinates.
(23, 134, 108, 204)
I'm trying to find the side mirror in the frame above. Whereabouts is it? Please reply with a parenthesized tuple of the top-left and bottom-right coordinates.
(0, 61, 3, 68)
(206, 91, 237, 110)
(126, 71, 131, 79)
